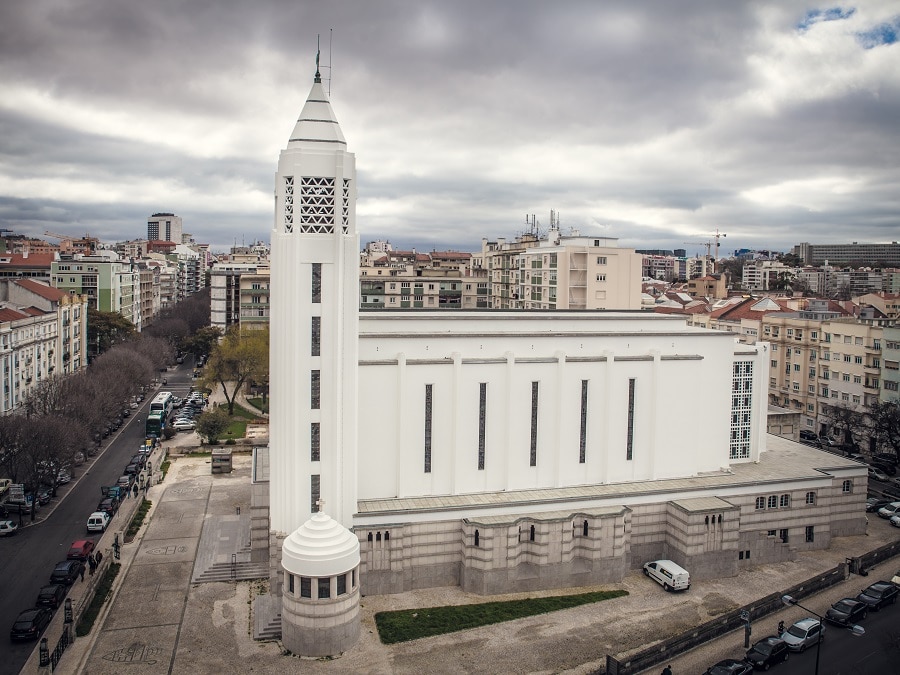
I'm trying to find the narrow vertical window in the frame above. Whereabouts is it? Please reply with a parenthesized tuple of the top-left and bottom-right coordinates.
(310, 422, 320, 462)
(424, 384, 433, 473)
(530, 381, 539, 467)
(583, 520, 589, 536)
(626, 378, 636, 460)
(529, 525, 536, 542)
(317, 577, 331, 599)
(337, 574, 347, 595)
(300, 577, 311, 598)
(311, 316, 321, 356)
(474, 530, 480, 547)
(288, 573, 295, 594)
(310, 474, 320, 513)
(311, 263, 322, 303)
(311, 370, 320, 409)
(478, 383, 487, 470)
(579, 379, 588, 463)
(805, 526, 815, 543)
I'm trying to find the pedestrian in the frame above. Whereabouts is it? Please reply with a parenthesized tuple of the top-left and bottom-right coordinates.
(79, 565, 85, 582)
(88, 560, 95, 577)
(96, 551, 103, 565)
(661, 666, 672, 675)
(133, 483, 139, 498)
(777, 620, 785, 636)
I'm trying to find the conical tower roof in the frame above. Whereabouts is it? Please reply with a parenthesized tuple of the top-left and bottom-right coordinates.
(287, 75, 346, 148)
(282, 511, 360, 577)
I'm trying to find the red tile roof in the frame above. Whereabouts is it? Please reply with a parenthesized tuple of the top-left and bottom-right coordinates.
(0, 308, 28, 322)
(0, 252, 55, 268)
(13, 278, 68, 301)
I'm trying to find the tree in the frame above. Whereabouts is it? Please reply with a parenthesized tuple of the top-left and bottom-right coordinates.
(823, 402, 868, 452)
(869, 400, 900, 458)
(196, 407, 230, 444)
(202, 327, 269, 415)
(87, 308, 136, 357)
(182, 326, 223, 359)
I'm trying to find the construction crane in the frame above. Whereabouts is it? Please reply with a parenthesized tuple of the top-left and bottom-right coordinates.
(44, 230, 100, 254)
(684, 230, 727, 272)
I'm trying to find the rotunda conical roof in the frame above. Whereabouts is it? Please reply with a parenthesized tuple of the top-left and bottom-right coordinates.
(282, 511, 360, 577)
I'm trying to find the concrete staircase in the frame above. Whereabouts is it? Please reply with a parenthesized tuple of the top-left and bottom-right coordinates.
(193, 557, 269, 583)
(253, 594, 282, 641)
(190, 514, 268, 584)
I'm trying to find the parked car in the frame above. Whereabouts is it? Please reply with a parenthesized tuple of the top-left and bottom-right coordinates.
(9, 607, 52, 641)
(172, 419, 196, 431)
(124, 462, 140, 476)
(877, 501, 900, 519)
(36, 488, 52, 505)
(87, 511, 110, 532)
(67, 539, 96, 561)
(825, 598, 867, 625)
(97, 497, 119, 517)
(49, 559, 85, 586)
(868, 467, 890, 482)
(890, 514, 900, 528)
(870, 460, 897, 476)
(117, 475, 135, 489)
(744, 636, 790, 670)
(0, 520, 18, 536)
(56, 469, 72, 484)
(872, 452, 899, 466)
(35, 584, 67, 609)
(704, 658, 754, 674)
(866, 497, 892, 512)
(856, 581, 899, 610)
(781, 617, 825, 652)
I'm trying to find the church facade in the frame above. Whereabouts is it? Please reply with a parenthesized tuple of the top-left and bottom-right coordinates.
(256, 66, 867, 652)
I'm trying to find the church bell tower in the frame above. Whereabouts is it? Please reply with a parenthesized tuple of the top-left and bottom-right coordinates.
(269, 59, 359, 538)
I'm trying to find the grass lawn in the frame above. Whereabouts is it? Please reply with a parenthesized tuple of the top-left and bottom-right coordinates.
(374, 589, 628, 644)
(247, 396, 269, 414)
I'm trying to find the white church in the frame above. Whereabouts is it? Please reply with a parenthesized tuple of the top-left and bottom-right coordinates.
(253, 63, 867, 656)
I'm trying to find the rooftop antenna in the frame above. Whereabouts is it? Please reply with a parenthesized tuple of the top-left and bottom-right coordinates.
(328, 28, 333, 96)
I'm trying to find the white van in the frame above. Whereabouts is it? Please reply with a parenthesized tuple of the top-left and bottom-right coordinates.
(87, 511, 111, 533)
(643, 559, 691, 592)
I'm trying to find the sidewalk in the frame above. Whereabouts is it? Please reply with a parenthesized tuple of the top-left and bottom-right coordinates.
(48, 451, 900, 675)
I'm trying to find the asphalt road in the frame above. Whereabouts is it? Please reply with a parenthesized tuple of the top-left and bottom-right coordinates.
(0, 361, 194, 675)
(750, 599, 900, 675)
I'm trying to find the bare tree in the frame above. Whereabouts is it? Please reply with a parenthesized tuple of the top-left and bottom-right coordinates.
(823, 402, 868, 452)
(869, 400, 900, 458)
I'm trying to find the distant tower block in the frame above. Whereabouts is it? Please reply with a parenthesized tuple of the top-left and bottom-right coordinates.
(280, 510, 361, 656)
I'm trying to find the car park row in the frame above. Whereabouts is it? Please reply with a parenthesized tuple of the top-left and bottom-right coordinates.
(703, 573, 900, 673)
(8, 435, 158, 644)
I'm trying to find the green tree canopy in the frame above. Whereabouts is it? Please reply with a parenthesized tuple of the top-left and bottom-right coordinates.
(87, 308, 136, 357)
(202, 326, 269, 415)
(196, 406, 230, 444)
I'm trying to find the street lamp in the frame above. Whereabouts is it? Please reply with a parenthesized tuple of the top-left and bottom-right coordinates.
(780, 595, 865, 675)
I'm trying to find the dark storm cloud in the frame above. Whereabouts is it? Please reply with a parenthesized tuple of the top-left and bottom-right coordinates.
(0, 0, 897, 253)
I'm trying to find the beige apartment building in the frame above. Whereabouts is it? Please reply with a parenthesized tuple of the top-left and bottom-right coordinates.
(482, 229, 642, 310)
(764, 316, 883, 439)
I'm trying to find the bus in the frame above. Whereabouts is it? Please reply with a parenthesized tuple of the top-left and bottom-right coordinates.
(146, 410, 166, 438)
(150, 392, 175, 417)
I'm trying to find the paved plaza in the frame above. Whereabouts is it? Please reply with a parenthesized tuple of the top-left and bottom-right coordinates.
(49, 451, 899, 675)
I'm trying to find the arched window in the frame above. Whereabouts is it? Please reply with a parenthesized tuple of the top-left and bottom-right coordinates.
(376, 532, 382, 542)
(367, 532, 373, 542)
(384, 531, 390, 541)
(718, 514, 723, 524)
(474, 530, 480, 547)
(583, 520, 589, 537)
(529, 525, 536, 542)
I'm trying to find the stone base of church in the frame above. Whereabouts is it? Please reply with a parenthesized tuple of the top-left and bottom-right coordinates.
(281, 588, 360, 657)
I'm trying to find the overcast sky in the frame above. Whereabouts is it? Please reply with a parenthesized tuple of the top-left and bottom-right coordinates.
(1, 1, 898, 256)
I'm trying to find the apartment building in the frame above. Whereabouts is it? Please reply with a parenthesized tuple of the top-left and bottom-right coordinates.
(764, 313, 883, 437)
(50, 255, 138, 325)
(741, 260, 797, 291)
(147, 212, 183, 244)
(792, 241, 900, 266)
(481, 230, 641, 310)
(0, 252, 55, 283)
(210, 262, 271, 331)
(882, 326, 900, 402)
(0, 279, 88, 413)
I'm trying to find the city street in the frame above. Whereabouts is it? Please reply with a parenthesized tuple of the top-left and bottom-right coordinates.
(0, 361, 193, 675)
